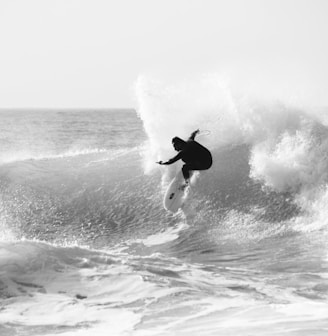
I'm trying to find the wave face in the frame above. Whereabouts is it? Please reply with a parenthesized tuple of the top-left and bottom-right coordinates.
(1, 88, 328, 336)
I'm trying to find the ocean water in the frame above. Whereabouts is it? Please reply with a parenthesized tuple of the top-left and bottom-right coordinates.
(1, 80, 328, 335)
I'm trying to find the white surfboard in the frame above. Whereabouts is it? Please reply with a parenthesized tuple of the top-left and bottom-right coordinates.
(163, 171, 190, 213)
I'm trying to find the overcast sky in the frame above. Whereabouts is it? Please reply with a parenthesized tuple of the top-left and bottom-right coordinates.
(0, 0, 328, 108)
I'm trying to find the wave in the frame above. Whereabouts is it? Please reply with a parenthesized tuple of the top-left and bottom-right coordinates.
(0, 147, 135, 166)
(0, 240, 150, 335)
(1, 100, 328, 335)
(2, 236, 326, 336)
(136, 75, 328, 233)
(0, 143, 173, 246)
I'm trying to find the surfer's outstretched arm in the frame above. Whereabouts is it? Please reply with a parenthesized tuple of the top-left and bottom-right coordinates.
(188, 129, 200, 141)
(157, 152, 183, 165)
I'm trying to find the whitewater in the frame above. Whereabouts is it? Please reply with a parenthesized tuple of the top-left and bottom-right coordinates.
(1, 77, 328, 335)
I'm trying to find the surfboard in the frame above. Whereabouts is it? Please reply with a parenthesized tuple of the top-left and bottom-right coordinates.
(163, 170, 190, 213)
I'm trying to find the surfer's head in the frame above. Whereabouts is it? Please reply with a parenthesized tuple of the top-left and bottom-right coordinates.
(172, 137, 186, 151)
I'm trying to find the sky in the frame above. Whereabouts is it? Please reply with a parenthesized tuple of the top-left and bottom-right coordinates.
(0, 0, 328, 108)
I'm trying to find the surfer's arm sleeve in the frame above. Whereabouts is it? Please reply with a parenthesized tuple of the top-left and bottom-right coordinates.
(188, 129, 200, 141)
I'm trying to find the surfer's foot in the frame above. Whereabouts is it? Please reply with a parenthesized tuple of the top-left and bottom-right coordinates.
(179, 180, 189, 191)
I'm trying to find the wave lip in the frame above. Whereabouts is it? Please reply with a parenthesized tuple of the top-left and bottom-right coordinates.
(0, 148, 111, 165)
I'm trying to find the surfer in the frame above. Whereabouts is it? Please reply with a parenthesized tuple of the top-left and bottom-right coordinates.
(157, 129, 212, 184)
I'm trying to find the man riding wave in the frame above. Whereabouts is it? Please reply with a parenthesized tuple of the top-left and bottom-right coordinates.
(157, 129, 213, 184)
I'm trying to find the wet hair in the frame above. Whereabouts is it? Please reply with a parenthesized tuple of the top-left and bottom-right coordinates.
(172, 137, 186, 145)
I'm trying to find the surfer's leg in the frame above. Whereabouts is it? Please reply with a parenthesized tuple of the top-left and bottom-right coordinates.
(182, 161, 211, 181)
(182, 162, 201, 182)
(182, 164, 192, 182)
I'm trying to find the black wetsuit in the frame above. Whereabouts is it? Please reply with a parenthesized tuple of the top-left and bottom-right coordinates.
(170, 140, 213, 180)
